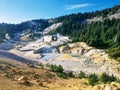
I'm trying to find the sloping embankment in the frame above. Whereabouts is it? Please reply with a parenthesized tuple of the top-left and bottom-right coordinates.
(0, 50, 35, 64)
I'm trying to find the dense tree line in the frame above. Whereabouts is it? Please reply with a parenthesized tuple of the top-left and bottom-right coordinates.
(55, 18, 120, 58)
(55, 5, 120, 23)
(55, 18, 120, 46)
(0, 23, 16, 39)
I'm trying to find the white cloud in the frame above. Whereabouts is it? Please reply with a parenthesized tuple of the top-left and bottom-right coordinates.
(65, 3, 92, 10)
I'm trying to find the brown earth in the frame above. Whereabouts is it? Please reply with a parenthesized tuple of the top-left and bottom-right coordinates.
(0, 57, 120, 90)
(0, 57, 91, 90)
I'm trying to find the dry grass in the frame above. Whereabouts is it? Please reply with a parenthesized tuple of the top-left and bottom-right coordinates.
(0, 57, 120, 90)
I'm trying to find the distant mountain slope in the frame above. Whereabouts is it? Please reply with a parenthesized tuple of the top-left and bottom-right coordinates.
(0, 19, 52, 40)
(55, 5, 120, 23)
(0, 5, 119, 40)
(0, 5, 120, 59)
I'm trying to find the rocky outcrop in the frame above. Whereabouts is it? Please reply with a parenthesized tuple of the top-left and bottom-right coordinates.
(34, 46, 59, 53)
(58, 42, 120, 79)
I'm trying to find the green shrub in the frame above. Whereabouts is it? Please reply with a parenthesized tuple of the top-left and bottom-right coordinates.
(116, 79, 120, 83)
(79, 71, 85, 79)
(49, 64, 74, 78)
(107, 47, 120, 59)
(100, 73, 116, 83)
(49, 64, 63, 73)
(57, 72, 67, 79)
(66, 71, 74, 77)
(88, 73, 99, 86)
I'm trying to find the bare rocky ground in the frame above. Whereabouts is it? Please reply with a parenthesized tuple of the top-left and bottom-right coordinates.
(1, 37, 120, 90)
(9, 41, 120, 79)
(0, 57, 92, 90)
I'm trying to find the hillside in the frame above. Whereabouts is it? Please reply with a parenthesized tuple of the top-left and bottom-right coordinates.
(0, 5, 120, 90)
(1, 57, 120, 90)
(0, 5, 119, 41)
(0, 57, 98, 90)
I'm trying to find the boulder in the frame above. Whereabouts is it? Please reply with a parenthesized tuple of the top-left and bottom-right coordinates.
(35, 46, 59, 53)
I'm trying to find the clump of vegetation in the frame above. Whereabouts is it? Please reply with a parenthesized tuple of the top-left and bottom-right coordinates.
(116, 79, 120, 83)
(99, 73, 116, 83)
(107, 47, 120, 59)
(78, 71, 86, 79)
(48, 64, 64, 78)
(57, 71, 74, 78)
(49, 64, 63, 73)
(78, 71, 118, 86)
(88, 73, 99, 86)
(66, 71, 74, 77)
(57, 72, 68, 78)
(48, 64, 74, 78)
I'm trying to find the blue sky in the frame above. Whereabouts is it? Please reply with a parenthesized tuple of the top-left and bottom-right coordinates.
(0, 0, 120, 24)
